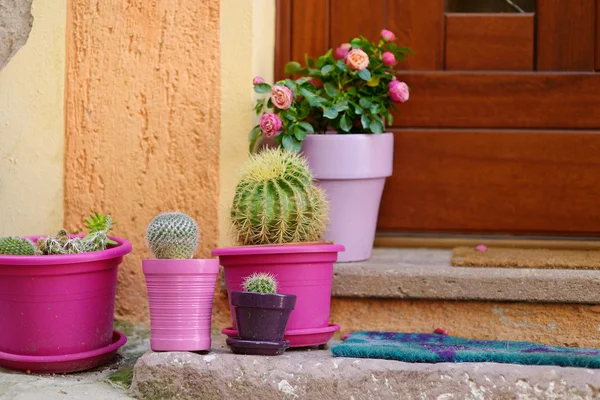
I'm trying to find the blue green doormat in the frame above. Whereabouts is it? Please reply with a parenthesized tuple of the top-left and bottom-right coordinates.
(330, 332, 600, 368)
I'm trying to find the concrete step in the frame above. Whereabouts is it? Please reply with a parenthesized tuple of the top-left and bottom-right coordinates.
(132, 336, 600, 400)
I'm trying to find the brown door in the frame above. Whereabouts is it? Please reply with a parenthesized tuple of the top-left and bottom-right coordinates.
(276, 0, 600, 237)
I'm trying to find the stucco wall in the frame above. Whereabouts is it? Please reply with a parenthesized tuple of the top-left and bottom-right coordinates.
(0, 0, 65, 236)
(65, 0, 221, 323)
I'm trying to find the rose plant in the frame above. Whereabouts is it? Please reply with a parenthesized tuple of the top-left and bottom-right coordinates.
(249, 29, 413, 152)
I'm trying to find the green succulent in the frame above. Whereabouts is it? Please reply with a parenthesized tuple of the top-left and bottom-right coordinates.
(0, 236, 37, 256)
(146, 212, 199, 259)
(242, 272, 278, 294)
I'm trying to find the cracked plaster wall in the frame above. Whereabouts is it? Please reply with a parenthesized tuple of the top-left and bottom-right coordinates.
(65, 0, 221, 323)
(0, 0, 33, 70)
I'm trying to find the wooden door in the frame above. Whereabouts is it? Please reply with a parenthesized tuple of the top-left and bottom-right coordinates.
(276, 0, 600, 237)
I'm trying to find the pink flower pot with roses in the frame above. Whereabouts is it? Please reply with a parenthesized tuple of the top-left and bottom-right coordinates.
(249, 29, 412, 262)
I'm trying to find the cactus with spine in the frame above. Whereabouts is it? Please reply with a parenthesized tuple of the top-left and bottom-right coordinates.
(242, 272, 278, 294)
(230, 148, 328, 245)
(146, 212, 199, 259)
(0, 237, 38, 255)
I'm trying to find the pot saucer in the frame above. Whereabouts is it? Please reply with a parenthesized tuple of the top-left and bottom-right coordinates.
(226, 337, 290, 356)
(222, 324, 340, 348)
(0, 330, 127, 374)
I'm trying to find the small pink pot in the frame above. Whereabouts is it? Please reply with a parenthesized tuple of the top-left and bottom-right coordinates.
(212, 243, 344, 347)
(0, 236, 132, 357)
(301, 133, 394, 262)
(142, 258, 220, 351)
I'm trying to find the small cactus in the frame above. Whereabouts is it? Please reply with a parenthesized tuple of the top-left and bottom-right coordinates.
(146, 212, 199, 259)
(242, 272, 278, 294)
(0, 236, 37, 255)
(36, 229, 86, 255)
(230, 148, 329, 245)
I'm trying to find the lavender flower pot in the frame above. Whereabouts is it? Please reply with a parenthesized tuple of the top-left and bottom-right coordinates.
(301, 133, 394, 262)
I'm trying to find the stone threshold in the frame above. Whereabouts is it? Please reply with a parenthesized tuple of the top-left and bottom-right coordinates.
(333, 248, 600, 303)
(132, 339, 600, 399)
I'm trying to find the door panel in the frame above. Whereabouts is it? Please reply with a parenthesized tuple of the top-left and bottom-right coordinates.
(536, 0, 596, 71)
(275, 0, 600, 236)
(444, 14, 534, 71)
(378, 129, 600, 235)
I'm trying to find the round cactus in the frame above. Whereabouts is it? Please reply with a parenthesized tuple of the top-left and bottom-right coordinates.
(0, 236, 37, 256)
(146, 212, 199, 259)
(230, 148, 329, 245)
(242, 272, 278, 294)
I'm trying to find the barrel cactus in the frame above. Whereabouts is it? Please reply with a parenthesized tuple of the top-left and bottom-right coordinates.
(0, 236, 37, 255)
(242, 272, 278, 294)
(146, 212, 199, 259)
(230, 148, 328, 245)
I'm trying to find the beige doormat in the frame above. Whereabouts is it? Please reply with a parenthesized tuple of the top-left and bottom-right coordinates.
(451, 246, 600, 269)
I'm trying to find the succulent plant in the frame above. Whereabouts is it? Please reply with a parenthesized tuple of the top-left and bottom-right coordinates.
(242, 272, 278, 294)
(146, 212, 199, 259)
(230, 148, 328, 245)
(0, 236, 38, 255)
(36, 229, 86, 255)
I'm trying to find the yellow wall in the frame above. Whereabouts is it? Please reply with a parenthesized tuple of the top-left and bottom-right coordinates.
(0, 0, 66, 236)
(219, 0, 275, 247)
(65, 0, 221, 323)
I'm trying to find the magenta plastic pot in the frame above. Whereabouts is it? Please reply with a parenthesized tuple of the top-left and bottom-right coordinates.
(143, 258, 219, 351)
(212, 243, 344, 347)
(301, 133, 394, 262)
(0, 236, 132, 361)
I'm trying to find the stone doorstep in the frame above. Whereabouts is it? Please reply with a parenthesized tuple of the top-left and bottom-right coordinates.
(132, 339, 600, 400)
(220, 248, 600, 304)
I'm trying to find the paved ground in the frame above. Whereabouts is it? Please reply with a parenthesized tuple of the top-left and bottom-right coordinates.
(0, 322, 149, 400)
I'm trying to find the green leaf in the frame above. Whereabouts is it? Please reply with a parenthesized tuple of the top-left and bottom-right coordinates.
(334, 99, 349, 112)
(308, 69, 323, 78)
(370, 104, 379, 114)
(300, 87, 316, 98)
(340, 114, 352, 132)
(282, 135, 302, 152)
(350, 37, 362, 48)
(248, 125, 261, 141)
(358, 69, 371, 81)
(323, 107, 339, 119)
(397, 46, 415, 54)
(369, 119, 384, 134)
(359, 97, 373, 109)
(284, 61, 303, 74)
(308, 96, 325, 107)
(347, 87, 358, 96)
(305, 55, 315, 68)
(321, 65, 334, 76)
(324, 82, 338, 97)
(254, 83, 272, 94)
(354, 105, 363, 115)
(386, 111, 394, 126)
(293, 125, 307, 141)
(361, 114, 371, 130)
(298, 121, 315, 133)
(283, 111, 295, 121)
(316, 56, 327, 69)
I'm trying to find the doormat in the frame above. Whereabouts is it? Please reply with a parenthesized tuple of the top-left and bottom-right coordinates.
(331, 331, 600, 368)
(451, 246, 600, 269)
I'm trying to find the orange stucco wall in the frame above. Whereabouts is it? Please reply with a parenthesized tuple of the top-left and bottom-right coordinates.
(64, 0, 220, 323)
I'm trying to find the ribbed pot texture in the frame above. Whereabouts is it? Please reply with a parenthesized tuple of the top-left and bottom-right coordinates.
(143, 259, 219, 351)
(231, 291, 296, 342)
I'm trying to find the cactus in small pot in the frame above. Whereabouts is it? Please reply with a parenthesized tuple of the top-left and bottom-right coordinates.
(242, 272, 278, 294)
(0, 237, 38, 256)
(146, 212, 199, 259)
(230, 148, 329, 245)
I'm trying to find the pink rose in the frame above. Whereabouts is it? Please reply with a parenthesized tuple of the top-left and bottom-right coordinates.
(270, 85, 293, 110)
(381, 29, 395, 42)
(388, 80, 409, 103)
(335, 43, 352, 59)
(382, 51, 396, 66)
(345, 49, 369, 71)
(253, 76, 264, 86)
(260, 113, 282, 137)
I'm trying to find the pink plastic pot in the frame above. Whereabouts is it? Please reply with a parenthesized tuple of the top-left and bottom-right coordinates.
(301, 133, 394, 262)
(0, 236, 132, 359)
(143, 259, 220, 351)
(212, 243, 344, 347)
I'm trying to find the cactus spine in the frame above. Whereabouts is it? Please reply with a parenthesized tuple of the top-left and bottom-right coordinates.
(146, 212, 199, 259)
(242, 272, 278, 294)
(230, 148, 328, 245)
(0, 237, 37, 255)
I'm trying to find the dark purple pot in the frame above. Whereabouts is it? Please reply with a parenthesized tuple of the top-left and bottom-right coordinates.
(230, 291, 296, 342)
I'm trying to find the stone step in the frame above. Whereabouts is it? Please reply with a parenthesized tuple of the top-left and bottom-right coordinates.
(132, 337, 600, 400)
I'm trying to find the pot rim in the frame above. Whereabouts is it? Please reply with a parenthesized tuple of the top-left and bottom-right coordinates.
(142, 258, 220, 274)
(0, 235, 132, 266)
(230, 290, 297, 310)
(212, 243, 344, 257)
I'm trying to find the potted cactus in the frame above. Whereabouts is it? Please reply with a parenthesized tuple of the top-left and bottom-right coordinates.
(212, 148, 344, 348)
(0, 212, 132, 374)
(142, 211, 219, 352)
(227, 273, 296, 356)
